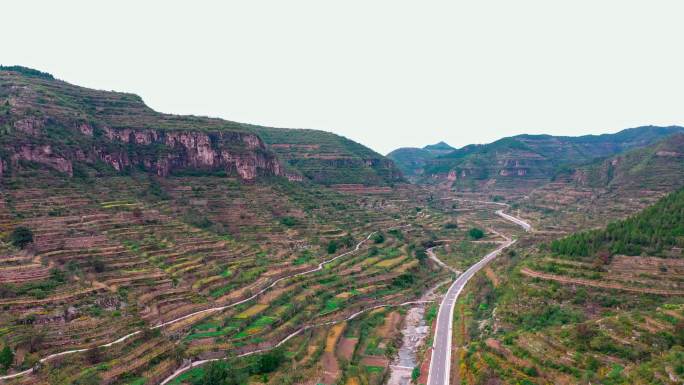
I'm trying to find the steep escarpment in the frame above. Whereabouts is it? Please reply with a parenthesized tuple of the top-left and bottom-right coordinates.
(0, 67, 284, 181)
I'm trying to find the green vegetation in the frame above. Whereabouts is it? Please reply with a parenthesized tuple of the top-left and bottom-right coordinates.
(279, 216, 298, 227)
(551, 187, 684, 258)
(9, 226, 33, 248)
(192, 361, 246, 385)
(468, 227, 484, 240)
(189, 349, 286, 385)
(0, 65, 54, 79)
(0, 345, 13, 370)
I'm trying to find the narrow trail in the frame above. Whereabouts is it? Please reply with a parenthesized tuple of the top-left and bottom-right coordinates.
(427, 200, 531, 385)
(0, 230, 384, 382)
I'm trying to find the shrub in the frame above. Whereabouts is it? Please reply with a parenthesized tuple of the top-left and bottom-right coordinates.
(10, 226, 33, 249)
(391, 273, 415, 288)
(280, 216, 298, 227)
(411, 367, 421, 381)
(90, 258, 106, 273)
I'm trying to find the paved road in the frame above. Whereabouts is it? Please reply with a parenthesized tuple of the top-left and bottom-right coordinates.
(427, 209, 530, 385)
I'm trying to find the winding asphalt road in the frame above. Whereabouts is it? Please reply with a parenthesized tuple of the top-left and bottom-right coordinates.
(427, 204, 531, 385)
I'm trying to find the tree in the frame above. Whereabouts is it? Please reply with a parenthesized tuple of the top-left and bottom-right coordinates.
(90, 258, 105, 273)
(372, 232, 385, 244)
(468, 228, 485, 240)
(0, 345, 13, 370)
(415, 248, 428, 265)
(10, 226, 33, 249)
(256, 348, 285, 373)
(327, 240, 338, 254)
(194, 361, 247, 385)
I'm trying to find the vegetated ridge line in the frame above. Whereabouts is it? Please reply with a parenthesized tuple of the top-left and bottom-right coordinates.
(0, 228, 393, 382)
(426, 202, 531, 385)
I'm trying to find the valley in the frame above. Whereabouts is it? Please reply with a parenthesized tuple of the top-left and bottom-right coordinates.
(1, 66, 683, 385)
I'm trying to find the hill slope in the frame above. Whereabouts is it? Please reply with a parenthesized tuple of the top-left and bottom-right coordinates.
(573, 133, 684, 192)
(456, 188, 684, 384)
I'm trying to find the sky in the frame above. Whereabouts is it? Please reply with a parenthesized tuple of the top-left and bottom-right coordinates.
(3, 1, 684, 155)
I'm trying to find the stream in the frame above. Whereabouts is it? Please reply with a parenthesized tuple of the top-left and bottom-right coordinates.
(387, 280, 448, 385)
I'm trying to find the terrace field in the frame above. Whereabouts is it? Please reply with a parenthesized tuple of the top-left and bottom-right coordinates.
(0, 154, 515, 385)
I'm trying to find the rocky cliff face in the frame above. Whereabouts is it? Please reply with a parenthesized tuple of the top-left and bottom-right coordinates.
(0, 68, 284, 181)
(2, 125, 283, 181)
(97, 126, 282, 179)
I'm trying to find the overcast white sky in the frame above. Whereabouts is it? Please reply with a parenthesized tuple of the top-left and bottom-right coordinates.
(3, 1, 684, 154)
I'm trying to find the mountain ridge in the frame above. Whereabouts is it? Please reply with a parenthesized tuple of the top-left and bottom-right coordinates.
(388, 125, 684, 189)
(0, 66, 401, 185)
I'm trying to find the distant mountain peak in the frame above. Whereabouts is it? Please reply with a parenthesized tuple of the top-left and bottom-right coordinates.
(424, 141, 454, 151)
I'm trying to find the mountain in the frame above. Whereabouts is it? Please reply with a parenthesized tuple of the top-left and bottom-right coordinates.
(423, 141, 455, 153)
(0, 66, 401, 185)
(412, 126, 684, 190)
(386, 141, 455, 179)
(0, 67, 430, 385)
(573, 133, 684, 192)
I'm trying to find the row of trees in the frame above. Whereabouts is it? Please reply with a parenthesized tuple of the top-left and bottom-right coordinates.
(192, 348, 286, 385)
(551, 188, 684, 258)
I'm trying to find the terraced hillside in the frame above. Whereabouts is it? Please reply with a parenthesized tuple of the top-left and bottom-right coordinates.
(516, 133, 684, 235)
(0, 154, 460, 385)
(252, 126, 403, 186)
(451, 188, 684, 385)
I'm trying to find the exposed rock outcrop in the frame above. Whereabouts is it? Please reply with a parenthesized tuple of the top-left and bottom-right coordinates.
(11, 144, 73, 176)
(3, 127, 283, 181)
(98, 127, 282, 179)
